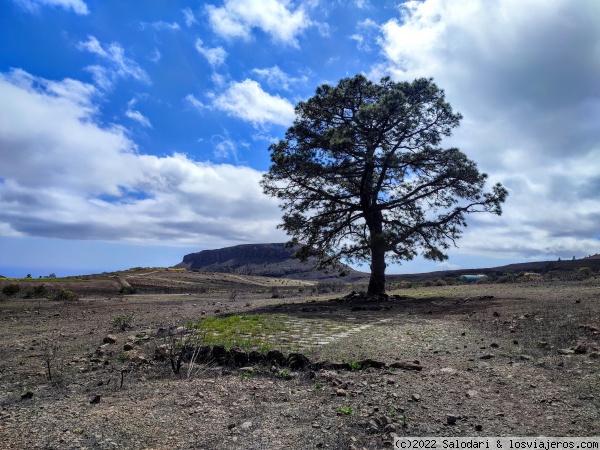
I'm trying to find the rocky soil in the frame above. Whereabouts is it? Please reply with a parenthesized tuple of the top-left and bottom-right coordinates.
(0, 279, 599, 449)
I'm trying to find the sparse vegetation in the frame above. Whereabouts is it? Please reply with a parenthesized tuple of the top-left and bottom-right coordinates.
(348, 360, 363, 370)
(39, 340, 60, 382)
(337, 405, 353, 415)
(49, 288, 79, 301)
(119, 286, 137, 295)
(1, 266, 599, 448)
(112, 312, 135, 331)
(191, 314, 287, 351)
(2, 284, 20, 297)
(25, 284, 49, 298)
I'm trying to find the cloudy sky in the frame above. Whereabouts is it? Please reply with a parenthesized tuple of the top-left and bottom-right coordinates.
(1, 0, 599, 277)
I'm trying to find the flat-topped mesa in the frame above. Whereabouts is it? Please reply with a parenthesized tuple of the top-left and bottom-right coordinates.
(174, 243, 364, 281)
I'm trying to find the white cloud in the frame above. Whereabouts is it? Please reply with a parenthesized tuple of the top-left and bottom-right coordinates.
(194, 39, 227, 67)
(251, 65, 307, 90)
(149, 48, 162, 63)
(206, 0, 312, 46)
(185, 94, 206, 111)
(0, 69, 283, 246)
(13, 0, 88, 14)
(140, 21, 180, 31)
(125, 97, 151, 128)
(350, 18, 378, 52)
(78, 36, 151, 89)
(212, 79, 296, 127)
(375, 0, 600, 260)
(212, 135, 238, 160)
(182, 8, 198, 27)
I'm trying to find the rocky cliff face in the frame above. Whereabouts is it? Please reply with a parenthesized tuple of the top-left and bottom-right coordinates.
(175, 243, 363, 281)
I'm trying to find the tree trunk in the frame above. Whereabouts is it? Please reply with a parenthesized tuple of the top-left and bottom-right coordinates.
(367, 243, 387, 296)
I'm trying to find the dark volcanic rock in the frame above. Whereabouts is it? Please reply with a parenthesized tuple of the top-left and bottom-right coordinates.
(266, 349, 286, 366)
(175, 243, 364, 281)
(230, 347, 249, 366)
(287, 352, 310, 370)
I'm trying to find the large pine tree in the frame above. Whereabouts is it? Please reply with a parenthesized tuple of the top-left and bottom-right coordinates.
(262, 75, 507, 296)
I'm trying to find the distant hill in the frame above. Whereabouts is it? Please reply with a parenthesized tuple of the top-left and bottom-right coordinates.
(176, 243, 600, 283)
(387, 257, 600, 282)
(175, 243, 365, 281)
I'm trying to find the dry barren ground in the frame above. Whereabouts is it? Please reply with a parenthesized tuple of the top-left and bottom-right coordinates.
(0, 274, 599, 449)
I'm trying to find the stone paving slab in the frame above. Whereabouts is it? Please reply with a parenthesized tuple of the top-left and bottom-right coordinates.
(265, 315, 392, 351)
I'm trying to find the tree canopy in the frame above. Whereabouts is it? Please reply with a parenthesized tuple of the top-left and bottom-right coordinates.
(261, 75, 508, 296)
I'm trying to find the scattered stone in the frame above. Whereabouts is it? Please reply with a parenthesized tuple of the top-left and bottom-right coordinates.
(20, 391, 33, 400)
(239, 367, 254, 375)
(447, 414, 458, 425)
(127, 352, 149, 364)
(440, 367, 457, 374)
(466, 390, 478, 398)
(480, 353, 494, 359)
(103, 335, 117, 344)
(520, 355, 533, 361)
(227, 423, 236, 430)
(318, 361, 351, 371)
(579, 324, 599, 333)
(154, 344, 171, 360)
(360, 359, 386, 369)
(537, 341, 549, 348)
(475, 424, 483, 432)
(557, 348, 575, 355)
(90, 394, 101, 404)
(492, 311, 500, 317)
(589, 352, 600, 359)
(574, 343, 588, 354)
(336, 388, 348, 396)
(490, 342, 499, 348)
(240, 421, 252, 430)
(123, 342, 135, 351)
(390, 361, 422, 371)
(411, 393, 421, 402)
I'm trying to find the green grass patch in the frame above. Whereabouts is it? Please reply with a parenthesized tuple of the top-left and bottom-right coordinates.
(337, 406, 354, 415)
(190, 313, 288, 352)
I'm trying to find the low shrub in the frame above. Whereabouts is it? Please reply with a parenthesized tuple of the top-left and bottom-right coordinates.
(25, 284, 49, 298)
(112, 312, 135, 331)
(119, 286, 137, 295)
(2, 284, 20, 298)
(49, 288, 79, 301)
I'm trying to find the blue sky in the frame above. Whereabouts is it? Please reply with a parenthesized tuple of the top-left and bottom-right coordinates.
(1, 0, 600, 278)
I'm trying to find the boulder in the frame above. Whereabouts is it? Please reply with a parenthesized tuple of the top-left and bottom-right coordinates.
(266, 349, 286, 366)
(154, 344, 171, 360)
(360, 359, 387, 369)
(248, 350, 266, 364)
(231, 347, 249, 366)
(212, 345, 229, 363)
(390, 361, 422, 371)
(103, 335, 117, 344)
(287, 352, 310, 370)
